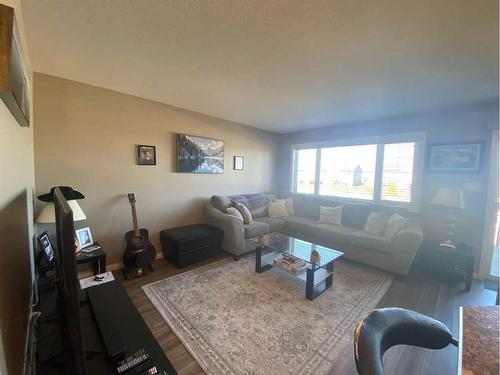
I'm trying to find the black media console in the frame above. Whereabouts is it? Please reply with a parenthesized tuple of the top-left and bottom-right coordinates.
(37, 278, 177, 374)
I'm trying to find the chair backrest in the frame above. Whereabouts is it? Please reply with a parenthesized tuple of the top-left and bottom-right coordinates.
(354, 308, 457, 375)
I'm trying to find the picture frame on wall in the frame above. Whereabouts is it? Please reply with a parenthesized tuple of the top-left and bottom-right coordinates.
(234, 156, 244, 170)
(177, 134, 224, 174)
(428, 142, 483, 173)
(137, 145, 156, 165)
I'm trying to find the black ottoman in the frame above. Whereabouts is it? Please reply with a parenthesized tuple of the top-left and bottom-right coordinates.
(160, 224, 224, 268)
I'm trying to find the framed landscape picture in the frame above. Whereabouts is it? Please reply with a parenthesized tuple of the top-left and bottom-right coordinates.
(428, 142, 483, 173)
(177, 134, 224, 174)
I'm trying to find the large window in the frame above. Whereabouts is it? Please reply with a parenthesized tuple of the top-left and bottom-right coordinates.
(380, 143, 415, 203)
(319, 145, 377, 199)
(292, 136, 422, 206)
(294, 149, 317, 194)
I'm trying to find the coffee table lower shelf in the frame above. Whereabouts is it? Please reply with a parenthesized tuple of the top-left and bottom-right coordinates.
(255, 247, 335, 301)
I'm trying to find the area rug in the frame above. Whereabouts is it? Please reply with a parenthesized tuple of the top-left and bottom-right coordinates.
(143, 255, 393, 375)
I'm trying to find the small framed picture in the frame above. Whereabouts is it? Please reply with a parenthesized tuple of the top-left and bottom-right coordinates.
(138, 145, 156, 165)
(428, 142, 483, 173)
(75, 227, 94, 249)
(37, 231, 55, 262)
(234, 156, 244, 170)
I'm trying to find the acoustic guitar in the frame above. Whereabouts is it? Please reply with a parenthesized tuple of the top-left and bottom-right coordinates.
(123, 193, 156, 276)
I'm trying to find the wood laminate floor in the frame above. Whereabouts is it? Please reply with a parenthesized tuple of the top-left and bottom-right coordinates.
(114, 254, 497, 375)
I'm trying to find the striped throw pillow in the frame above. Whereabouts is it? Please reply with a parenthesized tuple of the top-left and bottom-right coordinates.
(234, 203, 253, 224)
(226, 207, 244, 221)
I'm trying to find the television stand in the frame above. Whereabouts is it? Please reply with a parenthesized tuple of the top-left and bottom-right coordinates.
(37, 278, 177, 374)
(84, 280, 177, 374)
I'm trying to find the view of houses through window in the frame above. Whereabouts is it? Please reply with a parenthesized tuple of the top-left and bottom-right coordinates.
(319, 144, 377, 199)
(293, 140, 418, 204)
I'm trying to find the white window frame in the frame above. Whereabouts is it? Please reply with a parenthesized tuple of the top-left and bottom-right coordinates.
(290, 132, 425, 211)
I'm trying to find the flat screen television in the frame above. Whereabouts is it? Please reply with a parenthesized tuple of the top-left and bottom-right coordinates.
(53, 187, 87, 374)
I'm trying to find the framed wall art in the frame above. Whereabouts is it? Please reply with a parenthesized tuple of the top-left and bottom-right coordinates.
(427, 142, 483, 173)
(138, 145, 156, 165)
(177, 134, 224, 174)
(234, 156, 244, 170)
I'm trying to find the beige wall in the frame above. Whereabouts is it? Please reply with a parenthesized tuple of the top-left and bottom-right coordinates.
(34, 73, 279, 265)
(0, 1, 34, 374)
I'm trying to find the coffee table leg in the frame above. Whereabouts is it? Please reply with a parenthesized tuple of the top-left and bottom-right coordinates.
(306, 262, 334, 301)
(255, 246, 273, 273)
(306, 267, 315, 300)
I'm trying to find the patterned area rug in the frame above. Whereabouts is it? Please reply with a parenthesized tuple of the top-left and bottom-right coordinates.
(143, 255, 393, 375)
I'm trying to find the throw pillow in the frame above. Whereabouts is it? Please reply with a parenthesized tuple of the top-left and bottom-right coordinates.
(283, 197, 295, 216)
(234, 203, 253, 224)
(268, 200, 289, 217)
(270, 198, 295, 216)
(226, 207, 243, 221)
(365, 212, 388, 236)
(318, 206, 343, 225)
(384, 213, 409, 239)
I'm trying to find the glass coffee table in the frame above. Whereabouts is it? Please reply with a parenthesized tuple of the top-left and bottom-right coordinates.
(249, 232, 344, 300)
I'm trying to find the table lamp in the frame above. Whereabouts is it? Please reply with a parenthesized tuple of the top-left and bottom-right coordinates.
(36, 186, 87, 253)
(36, 186, 86, 223)
(36, 199, 86, 223)
(430, 187, 464, 249)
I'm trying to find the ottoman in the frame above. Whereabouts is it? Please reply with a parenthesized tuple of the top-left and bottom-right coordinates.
(160, 224, 224, 268)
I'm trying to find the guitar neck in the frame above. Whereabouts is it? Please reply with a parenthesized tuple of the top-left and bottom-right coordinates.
(130, 203, 140, 237)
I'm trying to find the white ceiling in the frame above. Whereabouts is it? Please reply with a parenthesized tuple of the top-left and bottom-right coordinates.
(21, 0, 498, 133)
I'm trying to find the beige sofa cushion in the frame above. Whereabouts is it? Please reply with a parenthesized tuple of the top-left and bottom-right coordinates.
(318, 206, 343, 225)
(244, 221, 270, 238)
(313, 224, 357, 245)
(268, 200, 289, 217)
(254, 217, 286, 232)
(347, 230, 392, 254)
(384, 213, 409, 239)
(365, 212, 387, 236)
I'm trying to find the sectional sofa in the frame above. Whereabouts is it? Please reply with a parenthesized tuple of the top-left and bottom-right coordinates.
(205, 193, 423, 275)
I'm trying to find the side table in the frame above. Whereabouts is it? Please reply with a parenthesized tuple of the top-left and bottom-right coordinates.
(76, 245, 107, 276)
(415, 239, 474, 292)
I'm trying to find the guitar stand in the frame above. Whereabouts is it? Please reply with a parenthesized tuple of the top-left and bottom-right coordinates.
(122, 262, 155, 280)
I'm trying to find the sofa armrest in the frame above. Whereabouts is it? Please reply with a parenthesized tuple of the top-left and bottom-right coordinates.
(391, 222, 423, 254)
(204, 203, 246, 255)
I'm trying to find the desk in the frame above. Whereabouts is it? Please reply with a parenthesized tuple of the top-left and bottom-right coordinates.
(458, 306, 499, 375)
(76, 246, 106, 275)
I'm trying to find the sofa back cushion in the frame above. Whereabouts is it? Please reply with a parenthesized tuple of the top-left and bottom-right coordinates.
(293, 195, 320, 219)
(293, 194, 341, 220)
(341, 203, 372, 229)
(211, 195, 232, 212)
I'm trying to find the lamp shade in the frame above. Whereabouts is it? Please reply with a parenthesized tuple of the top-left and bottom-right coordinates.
(36, 200, 87, 223)
(430, 187, 465, 209)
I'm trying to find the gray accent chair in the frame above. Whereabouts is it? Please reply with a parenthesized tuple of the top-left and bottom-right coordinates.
(205, 193, 423, 274)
